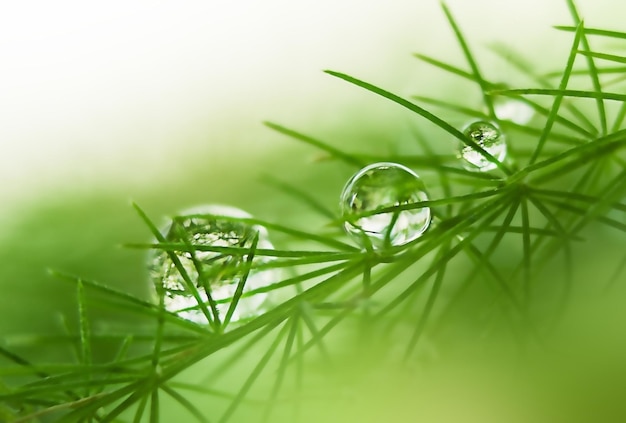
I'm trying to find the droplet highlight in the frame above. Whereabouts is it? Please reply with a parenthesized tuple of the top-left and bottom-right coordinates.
(149, 205, 276, 324)
(340, 162, 431, 249)
(459, 121, 507, 172)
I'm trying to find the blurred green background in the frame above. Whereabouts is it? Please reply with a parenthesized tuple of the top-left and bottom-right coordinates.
(1, 0, 625, 421)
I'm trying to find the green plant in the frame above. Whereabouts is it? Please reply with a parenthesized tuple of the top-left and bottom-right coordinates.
(1, 1, 625, 422)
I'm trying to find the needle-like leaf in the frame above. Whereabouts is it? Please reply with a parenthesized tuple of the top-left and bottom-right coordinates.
(324, 70, 513, 175)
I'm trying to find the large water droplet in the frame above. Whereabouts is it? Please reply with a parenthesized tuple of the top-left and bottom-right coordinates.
(149, 205, 276, 324)
(340, 162, 431, 249)
(459, 121, 507, 172)
(494, 99, 534, 125)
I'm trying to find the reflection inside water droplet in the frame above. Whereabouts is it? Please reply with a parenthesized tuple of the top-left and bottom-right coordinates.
(340, 162, 431, 249)
(459, 121, 507, 172)
(149, 205, 276, 324)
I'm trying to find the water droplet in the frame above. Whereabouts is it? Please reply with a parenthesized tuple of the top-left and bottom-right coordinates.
(149, 205, 276, 324)
(459, 121, 507, 172)
(494, 99, 534, 125)
(340, 162, 431, 249)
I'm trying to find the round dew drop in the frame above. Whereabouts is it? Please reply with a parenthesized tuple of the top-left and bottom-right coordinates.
(459, 121, 507, 172)
(148, 205, 276, 325)
(340, 162, 431, 249)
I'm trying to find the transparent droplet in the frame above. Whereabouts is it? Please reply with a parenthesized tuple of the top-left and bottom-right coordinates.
(459, 121, 507, 172)
(340, 162, 431, 249)
(494, 99, 534, 125)
(149, 205, 276, 325)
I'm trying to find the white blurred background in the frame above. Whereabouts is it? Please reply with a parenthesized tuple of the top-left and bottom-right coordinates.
(0, 0, 618, 218)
